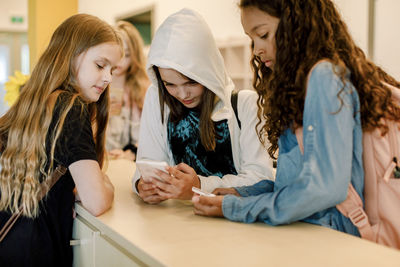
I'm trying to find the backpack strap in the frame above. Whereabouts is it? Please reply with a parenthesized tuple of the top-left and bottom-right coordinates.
(231, 90, 277, 168)
(0, 165, 67, 243)
(336, 185, 374, 241)
(295, 126, 374, 240)
(231, 90, 241, 129)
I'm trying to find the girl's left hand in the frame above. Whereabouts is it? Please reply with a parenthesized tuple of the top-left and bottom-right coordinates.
(192, 195, 224, 217)
(152, 163, 201, 200)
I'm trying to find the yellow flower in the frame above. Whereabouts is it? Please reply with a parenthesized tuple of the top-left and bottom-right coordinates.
(4, 71, 29, 106)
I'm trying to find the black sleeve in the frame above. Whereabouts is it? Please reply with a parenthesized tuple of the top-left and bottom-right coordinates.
(53, 103, 97, 168)
(122, 143, 137, 154)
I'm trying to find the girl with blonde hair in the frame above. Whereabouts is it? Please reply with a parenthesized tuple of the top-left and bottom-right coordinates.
(0, 13, 122, 265)
(107, 21, 150, 161)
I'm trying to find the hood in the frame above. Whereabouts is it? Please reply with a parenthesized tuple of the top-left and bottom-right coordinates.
(147, 8, 234, 106)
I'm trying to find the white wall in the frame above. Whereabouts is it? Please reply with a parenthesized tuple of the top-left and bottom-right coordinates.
(0, 0, 398, 80)
(334, 0, 369, 54)
(78, 0, 245, 41)
(78, 0, 370, 47)
(374, 0, 400, 80)
(0, 0, 27, 32)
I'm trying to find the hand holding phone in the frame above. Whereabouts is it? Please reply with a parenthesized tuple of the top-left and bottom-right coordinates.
(192, 186, 216, 197)
(136, 159, 169, 182)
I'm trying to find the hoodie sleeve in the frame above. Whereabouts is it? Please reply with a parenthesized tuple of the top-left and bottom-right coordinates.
(131, 85, 174, 194)
(199, 90, 275, 193)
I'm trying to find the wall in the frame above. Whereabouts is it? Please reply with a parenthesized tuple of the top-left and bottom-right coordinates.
(0, 0, 398, 79)
(374, 0, 400, 79)
(78, 0, 243, 41)
(334, 0, 369, 54)
(78, 0, 371, 54)
(0, 0, 27, 115)
(0, 0, 27, 32)
(28, 0, 78, 67)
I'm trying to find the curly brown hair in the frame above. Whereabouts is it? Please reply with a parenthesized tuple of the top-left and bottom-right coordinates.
(240, 0, 400, 159)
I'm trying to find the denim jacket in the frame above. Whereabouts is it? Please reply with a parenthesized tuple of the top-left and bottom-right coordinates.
(222, 61, 364, 236)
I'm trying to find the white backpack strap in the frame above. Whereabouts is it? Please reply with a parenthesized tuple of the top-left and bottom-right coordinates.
(294, 125, 374, 240)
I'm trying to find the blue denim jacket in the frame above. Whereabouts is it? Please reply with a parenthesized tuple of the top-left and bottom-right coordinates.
(222, 61, 364, 236)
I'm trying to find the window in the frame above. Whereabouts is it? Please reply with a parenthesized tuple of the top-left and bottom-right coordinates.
(0, 32, 29, 114)
(116, 6, 154, 46)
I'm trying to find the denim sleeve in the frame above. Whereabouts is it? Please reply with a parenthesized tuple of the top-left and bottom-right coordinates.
(235, 180, 275, 197)
(222, 62, 356, 224)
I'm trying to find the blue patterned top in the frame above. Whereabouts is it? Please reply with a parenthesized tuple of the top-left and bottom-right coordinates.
(168, 110, 237, 178)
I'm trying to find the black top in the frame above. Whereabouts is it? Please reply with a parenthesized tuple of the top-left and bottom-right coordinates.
(167, 109, 237, 177)
(0, 97, 97, 267)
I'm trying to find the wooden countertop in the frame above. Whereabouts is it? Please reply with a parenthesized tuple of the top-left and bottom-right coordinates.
(74, 159, 400, 267)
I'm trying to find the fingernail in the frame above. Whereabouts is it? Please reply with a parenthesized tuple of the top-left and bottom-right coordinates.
(192, 195, 199, 202)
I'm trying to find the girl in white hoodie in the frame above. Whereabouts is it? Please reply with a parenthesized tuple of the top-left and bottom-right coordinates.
(132, 8, 274, 204)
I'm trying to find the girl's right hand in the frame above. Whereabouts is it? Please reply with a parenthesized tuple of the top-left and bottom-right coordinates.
(137, 178, 168, 204)
(212, 187, 240, 196)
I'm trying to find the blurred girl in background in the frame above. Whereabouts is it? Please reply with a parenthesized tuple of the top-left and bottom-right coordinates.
(107, 21, 150, 161)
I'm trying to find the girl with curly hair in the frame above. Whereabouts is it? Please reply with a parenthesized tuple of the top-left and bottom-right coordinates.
(0, 14, 122, 265)
(192, 0, 400, 236)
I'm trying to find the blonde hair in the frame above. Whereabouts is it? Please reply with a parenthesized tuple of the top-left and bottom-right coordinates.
(116, 21, 149, 109)
(0, 13, 123, 218)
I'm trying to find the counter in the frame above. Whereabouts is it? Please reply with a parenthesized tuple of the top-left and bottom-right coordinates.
(72, 159, 400, 267)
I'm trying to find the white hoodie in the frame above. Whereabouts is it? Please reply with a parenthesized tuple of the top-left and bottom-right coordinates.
(132, 8, 274, 193)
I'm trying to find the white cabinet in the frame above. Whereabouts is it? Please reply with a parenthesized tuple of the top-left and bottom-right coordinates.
(72, 215, 142, 267)
(217, 38, 253, 90)
(72, 215, 96, 267)
(95, 235, 142, 267)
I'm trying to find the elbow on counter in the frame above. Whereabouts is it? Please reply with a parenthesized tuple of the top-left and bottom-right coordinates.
(84, 189, 115, 217)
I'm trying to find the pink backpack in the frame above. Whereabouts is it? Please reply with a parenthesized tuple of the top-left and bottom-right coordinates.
(296, 82, 400, 249)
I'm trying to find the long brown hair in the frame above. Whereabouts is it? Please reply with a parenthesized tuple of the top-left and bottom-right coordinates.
(116, 21, 149, 110)
(0, 13, 123, 218)
(153, 66, 217, 151)
(240, 0, 400, 158)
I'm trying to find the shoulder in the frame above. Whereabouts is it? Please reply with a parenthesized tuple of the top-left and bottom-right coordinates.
(305, 61, 359, 112)
(66, 100, 89, 124)
(143, 84, 170, 122)
(54, 92, 88, 113)
(52, 94, 90, 129)
(144, 84, 160, 103)
(309, 60, 336, 76)
(307, 60, 352, 97)
(308, 61, 343, 85)
(233, 89, 258, 122)
(237, 89, 258, 106)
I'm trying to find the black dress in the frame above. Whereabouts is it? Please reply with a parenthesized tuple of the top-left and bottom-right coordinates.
(0, 99, 97, 266)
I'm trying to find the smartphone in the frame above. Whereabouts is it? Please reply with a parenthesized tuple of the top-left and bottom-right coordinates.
(136, 159, 169, 182)
(192, 186, 216, 197)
